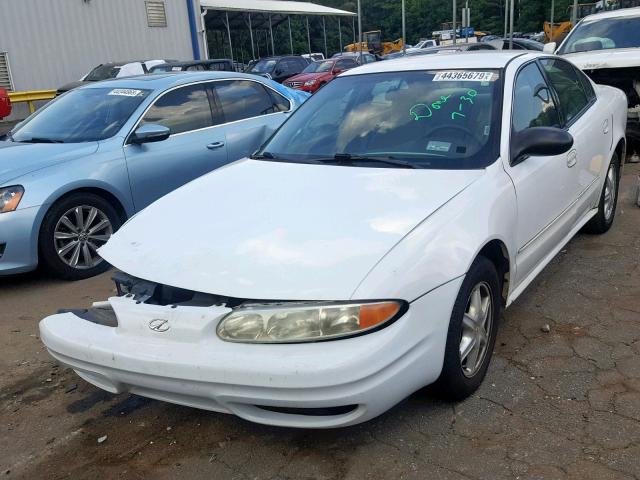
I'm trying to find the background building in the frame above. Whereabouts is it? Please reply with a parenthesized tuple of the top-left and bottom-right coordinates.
(0, 0, 204, 117)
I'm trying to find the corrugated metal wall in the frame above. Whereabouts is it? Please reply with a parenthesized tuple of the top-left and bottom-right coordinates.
(0, 0, 195, 92)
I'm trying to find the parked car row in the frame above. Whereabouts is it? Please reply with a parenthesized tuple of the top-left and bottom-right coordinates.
(0, 72, 309, 278)
(37, 51, 627, 429)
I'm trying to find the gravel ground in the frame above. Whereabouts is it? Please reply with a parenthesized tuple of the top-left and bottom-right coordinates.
(1, 164, 639, 480)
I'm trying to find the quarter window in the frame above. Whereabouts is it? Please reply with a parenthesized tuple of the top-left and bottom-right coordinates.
(215, 80, 287, 122)
(512, 63, 560, 132)
(141, 84, 213, 135)
(540, 58, 590, 124)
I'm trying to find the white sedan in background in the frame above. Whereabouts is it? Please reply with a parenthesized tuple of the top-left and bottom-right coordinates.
(40, 52, 627, 428)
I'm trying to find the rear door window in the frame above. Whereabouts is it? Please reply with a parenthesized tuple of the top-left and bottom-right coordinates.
(540, 58, 590, 124)
(214, 80, 284, 122)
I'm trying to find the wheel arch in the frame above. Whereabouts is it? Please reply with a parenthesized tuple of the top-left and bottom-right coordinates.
(48, 187, 129, 224)
(36, 184, 131, 251)
(614, 136, 626, 166)
(475, 238, 511, 306)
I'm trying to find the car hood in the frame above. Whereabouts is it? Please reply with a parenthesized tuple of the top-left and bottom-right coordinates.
(100, 159, 483, 300)
(562, 48, 640, 70)
(0, 141, 99, 185)
(286, 72, 329, 83)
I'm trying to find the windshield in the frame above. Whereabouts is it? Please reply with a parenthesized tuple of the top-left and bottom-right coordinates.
(12, 87, 151, 143)
(258, 70, 502, 169)
(302, 61, 334, 73)
(84, 65, 121, 81)
(249, 60, 277, 73)
(150, 65, 173, 72)
(558, 16, 640, 53)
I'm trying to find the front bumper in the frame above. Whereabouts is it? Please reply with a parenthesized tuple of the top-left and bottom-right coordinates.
(40, 277, 462, 428)
(0, 206, 41, 275)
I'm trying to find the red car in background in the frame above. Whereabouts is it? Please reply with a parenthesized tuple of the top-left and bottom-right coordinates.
(284, 57, 359, 93)
(0, 88, 11, 120)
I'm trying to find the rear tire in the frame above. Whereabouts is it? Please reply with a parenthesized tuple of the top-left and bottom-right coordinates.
(39, 193, 121, 280)
(583, 154, 619, 234)
(434, 256, 501, 400)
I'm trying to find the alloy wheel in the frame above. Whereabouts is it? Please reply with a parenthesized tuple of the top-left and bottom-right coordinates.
(53, 205, 113, 269)
(459, 281, 493, 378)
(603, 163, 617, 222)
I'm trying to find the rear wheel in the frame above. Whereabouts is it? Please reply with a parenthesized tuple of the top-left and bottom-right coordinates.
(434, 256, 501, 400)
(583, 154, 619, 234)
(39, 193, 121, 280)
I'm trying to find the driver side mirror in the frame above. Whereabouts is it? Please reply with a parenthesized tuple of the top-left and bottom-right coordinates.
(130, 123, 170, 144)
(543, 42, 556, 53)
(511, 127, 573, 165)
(333, 68, 344, 75)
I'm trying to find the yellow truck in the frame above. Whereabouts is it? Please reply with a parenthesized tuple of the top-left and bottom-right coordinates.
(344, 30, 404, 56)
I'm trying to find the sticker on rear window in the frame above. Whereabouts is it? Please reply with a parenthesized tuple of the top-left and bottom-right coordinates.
(108, 88, 144, 97)
(172, 67, 183, 71)
(426, 141, 451, 152)
(433, 71, 496, 82)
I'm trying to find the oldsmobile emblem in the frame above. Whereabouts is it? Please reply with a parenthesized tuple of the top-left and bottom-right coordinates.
(148, 318, 170, 332)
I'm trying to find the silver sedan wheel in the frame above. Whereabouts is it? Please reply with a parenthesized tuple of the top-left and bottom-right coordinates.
(603, 163, 617, 222)
(53, 205, 113, 269)
(460, 281, 493, 378)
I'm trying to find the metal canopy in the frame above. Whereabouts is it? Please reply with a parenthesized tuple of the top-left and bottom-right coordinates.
(199, 0, 356, 63)
(200, 0, 356, 16)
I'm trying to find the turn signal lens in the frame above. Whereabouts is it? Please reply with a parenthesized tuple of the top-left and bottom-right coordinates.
(217, 301, 406, 343)
(0, 185, 24, 213)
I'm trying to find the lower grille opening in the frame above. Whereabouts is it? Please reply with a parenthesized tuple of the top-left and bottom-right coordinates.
(255, 404, 358, 417)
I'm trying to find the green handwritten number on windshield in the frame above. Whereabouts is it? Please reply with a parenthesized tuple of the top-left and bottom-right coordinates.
(409, 104, 433, 120)
(452, 89, 478, 120)
(431, 94, 451, 110)
(411, 90, 476, 121)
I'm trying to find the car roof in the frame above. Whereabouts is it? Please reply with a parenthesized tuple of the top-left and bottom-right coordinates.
(80, 71, 272, 91)
(154, 59, 232, 67)
(341, 51, 533, 76)
(582, 6, 640, 21)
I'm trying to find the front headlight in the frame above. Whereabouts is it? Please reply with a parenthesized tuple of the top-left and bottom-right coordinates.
(304, 79, 317, 86)
(0, 186, 24, 213)
(217, 300, 406, 343)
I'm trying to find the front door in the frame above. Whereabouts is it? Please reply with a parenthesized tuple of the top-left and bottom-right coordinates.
(504, 61, 578, 286)
(124, 82, 228, 211)
(540, 58, 610, 221)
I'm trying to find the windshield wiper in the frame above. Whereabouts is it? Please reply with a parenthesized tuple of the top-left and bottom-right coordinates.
(250, 151, 277, 160)
(329, 153, 418, 169)
(20, 137, 65, 144)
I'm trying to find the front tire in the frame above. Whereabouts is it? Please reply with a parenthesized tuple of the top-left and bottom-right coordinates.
(434, 256, 501, 400)
(39, 193, 121, 280)
(583, 154, 619, 234)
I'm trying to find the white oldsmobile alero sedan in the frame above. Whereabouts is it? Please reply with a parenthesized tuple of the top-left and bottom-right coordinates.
(40, 52, 627, 428)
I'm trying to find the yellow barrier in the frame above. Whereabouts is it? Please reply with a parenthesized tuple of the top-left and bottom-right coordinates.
(8, 90, 56, 114)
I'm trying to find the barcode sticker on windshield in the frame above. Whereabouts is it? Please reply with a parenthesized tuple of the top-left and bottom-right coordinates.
(433, 71, 496, 82)
(108, 88, 144, 97)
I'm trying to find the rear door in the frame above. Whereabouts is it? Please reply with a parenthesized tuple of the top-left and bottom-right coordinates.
(539, 57, 608, 221)
(504, 61, 577, 285)
(124, 82, 228, 210)
(212, 79, 292, 160)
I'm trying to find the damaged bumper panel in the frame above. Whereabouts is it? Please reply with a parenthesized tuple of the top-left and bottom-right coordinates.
(39, 276, 461, 428)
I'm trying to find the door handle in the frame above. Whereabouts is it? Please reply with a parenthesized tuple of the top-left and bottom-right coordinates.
(567, 149, 577, 168)
(602, 119, 609, 134)
(206, 141, 225, 149)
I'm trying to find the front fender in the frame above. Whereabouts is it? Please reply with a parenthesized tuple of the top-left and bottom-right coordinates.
(351, 161, 518, 302)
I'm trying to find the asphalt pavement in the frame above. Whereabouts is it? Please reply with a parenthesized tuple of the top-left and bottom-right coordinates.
(1, 164, 639, 480)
